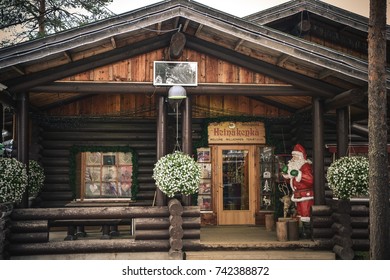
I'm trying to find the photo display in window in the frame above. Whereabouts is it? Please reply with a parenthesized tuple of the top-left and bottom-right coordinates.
(82, 151, 133, 199)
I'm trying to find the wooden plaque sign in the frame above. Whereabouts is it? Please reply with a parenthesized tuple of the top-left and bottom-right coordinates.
(208, 122, 266, 144)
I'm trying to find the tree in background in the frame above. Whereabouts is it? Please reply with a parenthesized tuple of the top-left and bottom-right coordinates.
(0, 0, 114, 46)
(368, 0, 389, 260)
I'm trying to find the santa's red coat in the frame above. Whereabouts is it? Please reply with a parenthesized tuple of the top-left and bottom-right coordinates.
(288, 162, 314, 218)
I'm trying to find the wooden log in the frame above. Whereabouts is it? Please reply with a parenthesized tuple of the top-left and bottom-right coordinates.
(134, 229, 199, 240)
(134, 218, 169, 230)
(133, 217, 200, 230)
(11, 207, 170, 220)
(311, 205, 332, 216)
(352, 239, 370, 251)
(169, 237, 183, 251)
(265, 214, 275, 231)
(333, 244, 354, 260)
(183, 217, 200, 228)
(311, 227, 334, 238)
(333, 234, 353, 248)
(8, 240, 171, 255)
(311, 216, 333, 228)
(182, 229, 200, 239)
(330, 200, 351, 214)
(50, 219, 125, 227)
(168, 199, 183, 216)
(169, 249, 184, 260)
(183, 239, 201, 251)
(288, 220, 299, 241)
(9, 232, 49, 243)
(311, 238, 334, 249)
(10, 220, 48, 233)
(351, 205, 369, 216)
(351, 216, 369, 228)
(183, 207, 201, 217)
(169, 225, 184, 239)
(332, 213, 351, 225)
(170, 215, 183, 228)
(135, 229, 168, 240)
(276, 221, 288, 242)
(351, 228, 369, 239)
(331, 223, 352, 236)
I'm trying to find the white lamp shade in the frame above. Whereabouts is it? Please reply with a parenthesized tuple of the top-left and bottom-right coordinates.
(168, 85, 187, 99)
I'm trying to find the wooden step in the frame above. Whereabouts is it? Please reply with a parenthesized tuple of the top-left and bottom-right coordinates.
(185, 250, 336, 260)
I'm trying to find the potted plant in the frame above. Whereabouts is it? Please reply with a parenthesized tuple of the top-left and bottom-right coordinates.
(27, 160, 45, 198)
(0, 157, 28, 204)
(326, 156, 369, 200)
(152, 151, 201, 198)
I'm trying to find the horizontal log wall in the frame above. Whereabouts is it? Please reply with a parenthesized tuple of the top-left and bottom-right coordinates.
(36, 118, 159, 207)
(311, 199, 371, 259)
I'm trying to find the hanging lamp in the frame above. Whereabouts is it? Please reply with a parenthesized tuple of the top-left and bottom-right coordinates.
(168, 86, 187, 152)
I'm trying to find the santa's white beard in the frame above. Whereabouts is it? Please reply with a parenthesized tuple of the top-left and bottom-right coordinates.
(287, 158, 306, 173)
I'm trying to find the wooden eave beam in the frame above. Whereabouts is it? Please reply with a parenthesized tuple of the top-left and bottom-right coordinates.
(182, 19, 190, 32)
(324, 88, 367, 112)
(30, 82, 311, 97)
(277, 54, 289, 66)
(234, 39, 245, 51)
(12, 66, 25, 75)
(4, 33, 173, 94)
(195, 24, 204, 36)
(63, 51, 73, 63)
(185, 36, 342, 98)
(111, 37, 117, 49)
(318, 69, 333, 79)
(157, 22, 162, 34)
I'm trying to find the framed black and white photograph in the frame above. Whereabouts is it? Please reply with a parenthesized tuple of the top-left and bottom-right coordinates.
(153, 61, 197, 86)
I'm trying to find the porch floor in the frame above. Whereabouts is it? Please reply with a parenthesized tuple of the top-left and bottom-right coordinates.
(186, 225, 335, 260)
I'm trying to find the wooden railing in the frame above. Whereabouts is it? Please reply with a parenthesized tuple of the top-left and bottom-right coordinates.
(6, 200, 200, 258)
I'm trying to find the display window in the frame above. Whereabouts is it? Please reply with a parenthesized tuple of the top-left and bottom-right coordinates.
(81, 151, 134, 200)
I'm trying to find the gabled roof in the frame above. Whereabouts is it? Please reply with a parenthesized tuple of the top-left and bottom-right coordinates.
(245, 0, 387, 35)
(0, 0, 387, 118)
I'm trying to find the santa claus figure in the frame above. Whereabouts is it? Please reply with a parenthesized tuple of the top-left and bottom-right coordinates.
(282, 144, 314, 222)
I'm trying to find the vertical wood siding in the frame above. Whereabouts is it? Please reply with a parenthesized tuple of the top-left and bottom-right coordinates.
(48, 48, 292, 118)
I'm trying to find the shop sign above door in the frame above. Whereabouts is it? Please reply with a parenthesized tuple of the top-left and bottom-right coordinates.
(208, 122, 266, 144)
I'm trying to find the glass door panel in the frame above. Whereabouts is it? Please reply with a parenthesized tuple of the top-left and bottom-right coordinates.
(216, 145, 256, 225)
(222, 149, 249, 211)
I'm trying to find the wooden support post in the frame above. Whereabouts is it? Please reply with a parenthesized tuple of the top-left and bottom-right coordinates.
(312, 97, 325, 205)
(168, 199, 184, 259)
(156, 96, 167, 206)
(336, 107, 349, 158)
(181, 97, 192, 206)
(16, 92, 29, 208)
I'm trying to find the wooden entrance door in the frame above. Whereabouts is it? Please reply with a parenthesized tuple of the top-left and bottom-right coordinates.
(215, 145, 257, 225)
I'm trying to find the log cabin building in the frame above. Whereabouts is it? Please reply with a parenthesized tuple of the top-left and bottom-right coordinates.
(0, 0, 389, 257)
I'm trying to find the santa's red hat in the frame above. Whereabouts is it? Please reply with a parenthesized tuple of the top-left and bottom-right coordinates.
(291, 144, 307, 159)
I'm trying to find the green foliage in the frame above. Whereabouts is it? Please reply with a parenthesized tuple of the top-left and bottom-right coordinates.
(1, 0, 114, 46)
(326, 156, 369, 200)
(0, 158, 28, 203)
(153, 151, 201, 197)
(28, 160, 45, 197)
